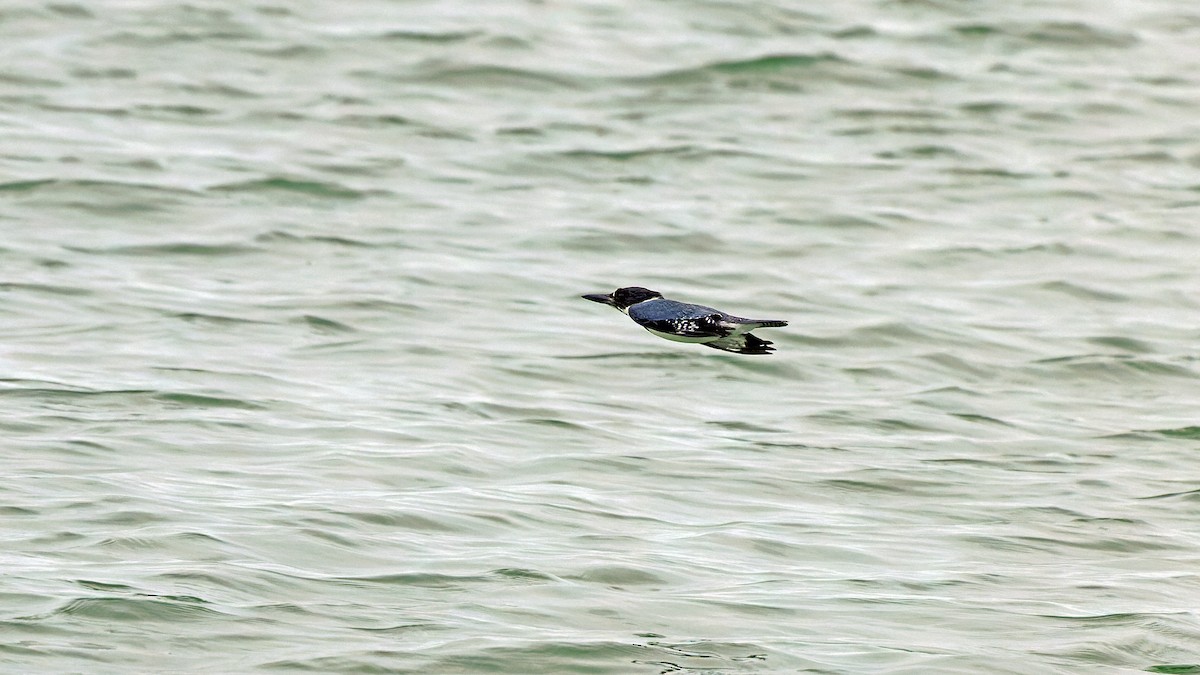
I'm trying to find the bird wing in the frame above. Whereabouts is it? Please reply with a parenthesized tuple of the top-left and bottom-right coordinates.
(628, 300, 730, 337)
(636, 314, 729, 338)
(720, 316, 788, 329)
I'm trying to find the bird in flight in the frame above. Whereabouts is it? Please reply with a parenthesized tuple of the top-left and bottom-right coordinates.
(582, 286, 787, 354)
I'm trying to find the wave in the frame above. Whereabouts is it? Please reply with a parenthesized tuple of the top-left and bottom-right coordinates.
(49, 595, 228, 622)
(389, 62, 580, 90)
(65, 242, 258, 256)
(951, 21, 1139, 48)
(633, 52, 951, 88)
(208, 177, 381, 199)
(0, 178, 195, 196)
(639, 52, 846, 84)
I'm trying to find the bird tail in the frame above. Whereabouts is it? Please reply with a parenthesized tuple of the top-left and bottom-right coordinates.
(743, 319, 788, 328)
(704, 333, 776, 355)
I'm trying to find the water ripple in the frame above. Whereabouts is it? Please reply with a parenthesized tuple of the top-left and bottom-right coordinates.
(4, 1, 1200, 673)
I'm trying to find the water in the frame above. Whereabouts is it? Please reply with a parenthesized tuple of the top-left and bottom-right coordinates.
(3, 1, 1200, 673)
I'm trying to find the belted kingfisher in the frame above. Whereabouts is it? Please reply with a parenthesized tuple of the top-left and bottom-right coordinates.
(582, 286, 788, 354)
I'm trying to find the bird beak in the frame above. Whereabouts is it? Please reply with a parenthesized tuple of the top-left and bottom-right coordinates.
(581, 293, 616, 306)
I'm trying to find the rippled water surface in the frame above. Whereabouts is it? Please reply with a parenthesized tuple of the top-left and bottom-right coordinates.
(4, 1, 1200, 673)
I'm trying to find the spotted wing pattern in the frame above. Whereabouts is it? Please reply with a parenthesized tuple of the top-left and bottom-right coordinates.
(627, 300, 730, 338)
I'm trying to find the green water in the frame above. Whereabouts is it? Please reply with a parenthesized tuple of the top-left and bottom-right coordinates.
(3, 1, 1200, 673)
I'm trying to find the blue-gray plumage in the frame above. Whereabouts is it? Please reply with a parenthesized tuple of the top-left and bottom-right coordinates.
(581, 286, 787, 354)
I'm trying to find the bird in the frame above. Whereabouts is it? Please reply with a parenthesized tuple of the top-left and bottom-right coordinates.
(581, 286, 787, 354)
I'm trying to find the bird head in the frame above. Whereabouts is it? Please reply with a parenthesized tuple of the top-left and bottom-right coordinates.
(582, 286, 663, 311)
